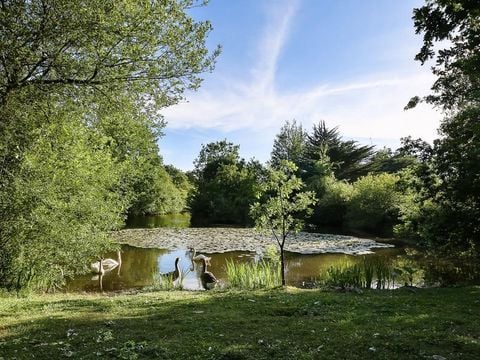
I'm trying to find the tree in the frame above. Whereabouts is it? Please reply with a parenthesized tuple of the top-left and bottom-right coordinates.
(0, 108, 124, 290)
(407, 0, 480, 110)
(305, 121, 375, 181)
(0, 0, 218, 290)
(346, 174, 402, 236)
(271, 120, 306, 169)
(250, 161, 316, 286)
(368, 147, 416, 175)
(189, 140, 262, 226)
(402, 0, 480, 255)
(0, 0, 220, 107)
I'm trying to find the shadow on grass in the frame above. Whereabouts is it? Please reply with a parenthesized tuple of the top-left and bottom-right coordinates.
(0, 288, 479, 359)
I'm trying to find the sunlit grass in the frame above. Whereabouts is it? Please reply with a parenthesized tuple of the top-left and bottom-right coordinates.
(1, 287, 479, 359)
(225, 259, 281, 289)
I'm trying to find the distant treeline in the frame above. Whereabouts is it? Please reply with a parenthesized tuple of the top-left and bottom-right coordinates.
(188, 121, 415, 237)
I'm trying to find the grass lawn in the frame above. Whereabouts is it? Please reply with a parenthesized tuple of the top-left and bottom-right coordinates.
(0, 287, 479, 359)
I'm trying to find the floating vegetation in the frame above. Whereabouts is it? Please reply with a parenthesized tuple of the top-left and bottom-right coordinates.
(114, 227, 394, 255)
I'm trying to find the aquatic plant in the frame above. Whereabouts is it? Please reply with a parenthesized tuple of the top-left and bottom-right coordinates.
(393, 258, 423, 287)
(325, 260, 364, 288)
(225, 258, 281, 289)
(323, 255, 399, 289)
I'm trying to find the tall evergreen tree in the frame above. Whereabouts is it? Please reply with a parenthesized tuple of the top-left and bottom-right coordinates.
(305, 121, 375, 181)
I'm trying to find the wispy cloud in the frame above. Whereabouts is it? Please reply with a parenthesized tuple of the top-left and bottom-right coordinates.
(252, 0, 299, 95)
(162, 0, 441, 147)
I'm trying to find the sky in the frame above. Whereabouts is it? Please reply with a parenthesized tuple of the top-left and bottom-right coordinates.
(159, 0, 442, 171)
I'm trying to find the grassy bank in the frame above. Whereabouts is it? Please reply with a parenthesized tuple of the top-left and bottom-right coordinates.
(1, 287, 479, 359)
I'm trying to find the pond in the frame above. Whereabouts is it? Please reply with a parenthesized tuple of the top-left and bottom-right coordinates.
(66, 215, 480, 292)
(66, 245, 406, 292)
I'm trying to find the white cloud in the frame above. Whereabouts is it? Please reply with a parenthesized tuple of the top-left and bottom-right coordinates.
(162, 0, 442, 147)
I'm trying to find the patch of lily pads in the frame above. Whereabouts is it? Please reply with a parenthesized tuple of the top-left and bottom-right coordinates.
(113, 228, 393, 255)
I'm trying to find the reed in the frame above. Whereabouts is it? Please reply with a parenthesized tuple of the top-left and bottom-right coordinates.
(225, 259, 281, 289)
(323, 256, 397, 289)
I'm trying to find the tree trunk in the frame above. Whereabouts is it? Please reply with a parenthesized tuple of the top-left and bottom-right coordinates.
(280, 244, 286, 286)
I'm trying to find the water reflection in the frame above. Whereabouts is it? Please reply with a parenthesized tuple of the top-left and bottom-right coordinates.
(66, 245, 406, 292)
(66, 244, 480, 292)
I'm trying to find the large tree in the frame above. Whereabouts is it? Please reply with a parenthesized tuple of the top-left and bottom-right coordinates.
(0, 0, 219, 107)
(407, 0, 480, 110)
(305, 121, 375, 181)
(402, 0, 480, 255)
(0, 0, 218, 290)
(189, 140, 262, 226)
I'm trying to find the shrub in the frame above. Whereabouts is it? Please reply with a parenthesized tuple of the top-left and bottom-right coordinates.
(346, 173, 401, 235)
(310, 177, 353, 228)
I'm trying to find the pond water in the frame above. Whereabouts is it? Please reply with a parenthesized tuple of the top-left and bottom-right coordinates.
(66, 215, 480, 292)
(66, 245, 409, 292)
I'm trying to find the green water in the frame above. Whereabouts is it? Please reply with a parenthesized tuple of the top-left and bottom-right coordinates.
(66, 245, 410, 292)
(66, 215, 480, 292)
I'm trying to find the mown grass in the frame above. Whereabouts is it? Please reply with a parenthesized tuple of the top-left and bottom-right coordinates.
(0, 287, 479, 359)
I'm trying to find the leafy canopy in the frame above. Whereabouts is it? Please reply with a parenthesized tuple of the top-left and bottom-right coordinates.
(407, 0, 480, 110)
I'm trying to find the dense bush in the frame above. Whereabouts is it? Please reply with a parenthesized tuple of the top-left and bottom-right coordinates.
(0, 114, 124, 291)
(345, 174, 401, 235)
(189, 141, 262, 226)
(309, 177, 353, 229)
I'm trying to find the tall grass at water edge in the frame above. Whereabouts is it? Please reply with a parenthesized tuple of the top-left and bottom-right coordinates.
(225, 259, 281, 289)
(323, 256, 421, 289)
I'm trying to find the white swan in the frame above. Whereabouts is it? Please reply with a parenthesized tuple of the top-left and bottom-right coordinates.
(91, 250, 121, 273)
(190, 247, 211, 265)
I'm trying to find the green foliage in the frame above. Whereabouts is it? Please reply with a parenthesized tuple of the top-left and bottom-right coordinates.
(309, 176, 353, 228)
(0, 0, 220, 107)
(190, 140, 262, 226)
(0, 0, 218, 290)
(305, 121, 375, 181)
(270, 119, 306, 169)
(403, 1, 480, 255)
(0, 112, 124, 291)
(393, 258, 424, 287)
(409, 0, 480, 110)
(92, 96, 191, 216)
(225, 259, 281, 290)
(250, 160, 316, 285)
(368, 147, 416, 175)
(346, 174, 402, 235)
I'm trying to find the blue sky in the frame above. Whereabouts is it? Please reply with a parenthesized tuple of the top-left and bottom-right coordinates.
(159, 0, 441, 170)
